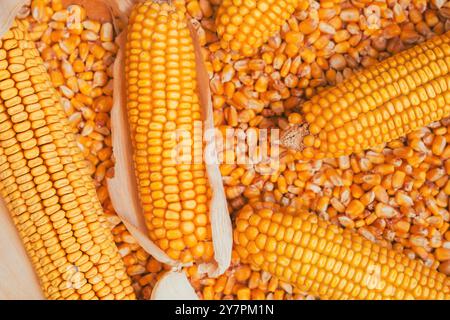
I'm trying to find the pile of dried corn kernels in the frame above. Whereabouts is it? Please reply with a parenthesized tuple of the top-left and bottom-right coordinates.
(21, 0, 450, 299)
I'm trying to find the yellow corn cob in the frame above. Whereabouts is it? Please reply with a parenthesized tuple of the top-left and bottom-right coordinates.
(126, 1, 212, 262)
(0, 20, 135, 300)
(215, 0, 300, 57)
(281, 32, 450, 159)
(235, 201, 450, 299)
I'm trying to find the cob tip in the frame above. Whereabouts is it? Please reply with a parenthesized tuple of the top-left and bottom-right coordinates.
(279, 124, 309, 151)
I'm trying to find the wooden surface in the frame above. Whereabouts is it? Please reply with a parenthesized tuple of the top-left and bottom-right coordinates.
(0, 199, 43, 299)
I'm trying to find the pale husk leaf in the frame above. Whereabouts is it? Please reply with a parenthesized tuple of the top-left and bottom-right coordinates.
(88, 0, 196, 300)
(0, 198, 43, 299)
(0, 0, 29, 39)
(107, 0, 232, 297)
(151, 271, 199, 300)
(188, 20, 232, 278)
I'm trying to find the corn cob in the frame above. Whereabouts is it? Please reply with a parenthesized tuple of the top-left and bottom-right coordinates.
(0, 20, 135, 300)
(215, 0, 300, 57)
(126, 1, 213, 262)
(235, 201, 450, 299)
(281, 31, 450, 159)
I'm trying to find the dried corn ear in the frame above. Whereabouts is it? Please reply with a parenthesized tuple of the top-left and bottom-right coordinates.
(0, 19, 135, 300)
